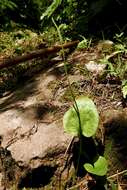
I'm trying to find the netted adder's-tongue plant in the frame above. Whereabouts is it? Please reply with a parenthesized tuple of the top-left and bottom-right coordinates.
(51, 14, 108, 179)
(63, 96, 108, 177)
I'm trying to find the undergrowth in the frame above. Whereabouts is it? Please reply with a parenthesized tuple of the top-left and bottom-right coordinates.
(0, 27, 60, 95)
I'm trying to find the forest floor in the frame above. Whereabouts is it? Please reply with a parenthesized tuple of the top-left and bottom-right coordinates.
(0, 29, 127, 190)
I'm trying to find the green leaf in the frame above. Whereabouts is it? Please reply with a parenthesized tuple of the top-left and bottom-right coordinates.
(114, 44, 125, 51)
(40, 0, 62, 20)
(77, 39, 88, 49)
(122, 85, 127, 99)
(84, 156, 108, 176)
(63, 97, 99, 137)
(122, 80, 127, 99)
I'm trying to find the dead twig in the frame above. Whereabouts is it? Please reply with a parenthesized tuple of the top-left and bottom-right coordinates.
(66, 178, 88, 190)
(107, 169, 127, 180)
(5, 123, 38, 149)
(0, 41, 79, 70)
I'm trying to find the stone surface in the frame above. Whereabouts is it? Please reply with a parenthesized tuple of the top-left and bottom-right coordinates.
(7, 121, 70, 166)
(0, 70, 72, 188)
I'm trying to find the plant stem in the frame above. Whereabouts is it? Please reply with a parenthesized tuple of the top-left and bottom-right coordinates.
(52, 17, 82, 175)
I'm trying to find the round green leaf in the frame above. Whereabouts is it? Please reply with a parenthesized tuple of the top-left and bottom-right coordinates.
(84, 156, 108, 176)
(63, 97, 99, 137)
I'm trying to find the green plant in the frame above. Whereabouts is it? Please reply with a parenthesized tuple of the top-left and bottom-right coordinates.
(0, 0, 16, 12)
(84, 156, 108, 176)
(99, 40, 127, 101)
(41, 0, 116, 37)
(63, 97, 99, 137)
(122, 80, 127, 99)
(41, 0, 62, 20)
(52, 17, 108, 178)
(53, 16, 107, 185)
(0, 0, 17, 28)
(114, 32, 125, 44)
(99, 40, 127, 79)
(63, 96, 108, 176)
(77, 35, 92, 49)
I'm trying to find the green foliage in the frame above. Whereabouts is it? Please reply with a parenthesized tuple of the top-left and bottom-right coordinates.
(77, 40, 87, 49)
(84, 156, 108, 176)
(0, 29, 46, 95)
(0, 0, 16, 11)
(11, 0, 46, 29)
(122, 80, 127, 99)
(0, 29, 44, 56)
(63, 96, 107, 178)
(63, 96, 99, 137)
(41, 0, 116, 37)
(0, 0, 17, 28)
(77, 36, 90, 49)
(100, 36, 127, 81)
(114, 32, 125, 44)
(1, 0, 122, 35)
(42, 0, 89, 36)
(0, 0, 49, 29)
(41, 0, 62, 20)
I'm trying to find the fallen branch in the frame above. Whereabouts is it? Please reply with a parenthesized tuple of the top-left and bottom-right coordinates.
(0, 40, 79, 70)
(107, 169, 127, 180)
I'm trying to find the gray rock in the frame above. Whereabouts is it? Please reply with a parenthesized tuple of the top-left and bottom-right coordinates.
(0, 70, 72, 189)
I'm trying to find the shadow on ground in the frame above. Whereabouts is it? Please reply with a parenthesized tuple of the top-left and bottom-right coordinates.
(0, 78, 38, 113)
(104, 112, 127, 174)
(18, 165, 57, 189)
(0, 57, 62, 114)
